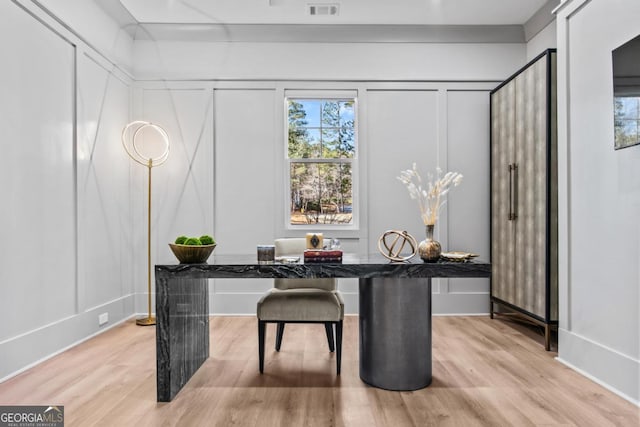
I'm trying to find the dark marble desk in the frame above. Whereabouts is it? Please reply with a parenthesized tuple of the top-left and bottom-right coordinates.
(155, 255, 490, 402)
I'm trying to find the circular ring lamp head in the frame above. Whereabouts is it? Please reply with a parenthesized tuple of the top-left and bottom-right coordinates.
(122, 121, 170, 167)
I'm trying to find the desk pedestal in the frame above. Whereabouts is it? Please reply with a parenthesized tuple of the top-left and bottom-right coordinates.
(156, 277, 209, 402)
(359, 278, 432, 391)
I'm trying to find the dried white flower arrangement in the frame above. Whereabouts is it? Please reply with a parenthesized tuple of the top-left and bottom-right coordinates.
(397, 163, 463, 226)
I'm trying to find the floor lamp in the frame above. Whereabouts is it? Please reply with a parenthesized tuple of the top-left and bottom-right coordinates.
(122, 121, 170, 326)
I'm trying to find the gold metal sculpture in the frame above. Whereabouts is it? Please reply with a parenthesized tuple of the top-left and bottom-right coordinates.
(377, 230, 418, 262)
(122, 121, 170, 326)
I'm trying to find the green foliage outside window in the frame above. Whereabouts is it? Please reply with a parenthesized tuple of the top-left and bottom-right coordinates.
(287, 99, 355, 225)
(614, 96, 640, 149)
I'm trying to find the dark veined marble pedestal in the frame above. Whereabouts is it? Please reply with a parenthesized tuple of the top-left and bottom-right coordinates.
(156, 277, 209, 402)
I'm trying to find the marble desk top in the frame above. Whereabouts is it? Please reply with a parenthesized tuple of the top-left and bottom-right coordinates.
(155, 254, 491, 280)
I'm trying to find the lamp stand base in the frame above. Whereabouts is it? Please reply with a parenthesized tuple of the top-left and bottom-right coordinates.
(136, 316, 156, 326)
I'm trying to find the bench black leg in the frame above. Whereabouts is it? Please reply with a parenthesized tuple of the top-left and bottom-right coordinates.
(258, 320, 266, 373)
(275, 322, 285, 351)
(325, 322, 335, 352)
(336, 320, 343, 375)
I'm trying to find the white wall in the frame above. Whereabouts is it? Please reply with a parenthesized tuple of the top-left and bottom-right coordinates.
(133, 40, 524, 81)
(555, 0, 640, 404)
(131, 34, 522, 315)
(366, 86, 491, 314)
(527, 21, 557, 60)
(524, 0, 559, 61)
(0, 1, 134, 381)
(0, 0, 75, 345)
(35, 0, 134, 73)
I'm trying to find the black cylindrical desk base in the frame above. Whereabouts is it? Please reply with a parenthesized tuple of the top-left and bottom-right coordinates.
(359, 277, 432, 391)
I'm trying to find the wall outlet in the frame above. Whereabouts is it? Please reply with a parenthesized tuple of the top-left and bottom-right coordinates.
(98, 312, 109, 326)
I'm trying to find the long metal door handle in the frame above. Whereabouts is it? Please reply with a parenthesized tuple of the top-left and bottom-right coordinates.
(508, 164, 514, 221)
(512, 163, 518, 220)
(511, 163, 518, 221)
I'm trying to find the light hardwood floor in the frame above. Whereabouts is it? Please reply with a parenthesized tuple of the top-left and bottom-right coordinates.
(0, 316, 637, 426)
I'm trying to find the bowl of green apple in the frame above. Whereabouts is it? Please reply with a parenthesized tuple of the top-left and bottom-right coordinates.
(169, 235, 216, 263)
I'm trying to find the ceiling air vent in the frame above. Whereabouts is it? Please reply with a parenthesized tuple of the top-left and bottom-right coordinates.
(308, 3, 339, 16)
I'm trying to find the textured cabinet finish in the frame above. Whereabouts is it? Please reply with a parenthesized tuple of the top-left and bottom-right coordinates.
(490, 50, 558, 350)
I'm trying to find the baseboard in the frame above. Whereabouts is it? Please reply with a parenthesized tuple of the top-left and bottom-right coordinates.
(557, 328, 639, 406)
(0, 295, 135, 383)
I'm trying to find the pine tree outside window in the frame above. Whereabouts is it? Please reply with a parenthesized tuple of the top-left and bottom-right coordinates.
(614, 96, 640, 149)
(286, 97, 357, 226)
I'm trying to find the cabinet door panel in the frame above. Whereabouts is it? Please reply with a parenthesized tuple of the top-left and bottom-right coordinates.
(514, 55, 548, 318)
(491, 80, 516, 305)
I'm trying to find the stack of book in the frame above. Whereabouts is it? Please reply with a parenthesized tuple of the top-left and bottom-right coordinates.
(303, 249, 343, 263)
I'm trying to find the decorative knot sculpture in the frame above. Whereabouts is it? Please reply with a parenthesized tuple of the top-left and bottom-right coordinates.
(377, 230, 418, 262)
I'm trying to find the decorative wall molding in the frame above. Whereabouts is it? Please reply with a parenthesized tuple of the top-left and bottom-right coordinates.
(133, 79, 494, 319)
(27, 0, 135, 79)
(0, 0, 134, 382)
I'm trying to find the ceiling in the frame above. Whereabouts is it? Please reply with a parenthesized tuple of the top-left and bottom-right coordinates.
(115, 0, 551, 26)
(95, 0, 559, 43)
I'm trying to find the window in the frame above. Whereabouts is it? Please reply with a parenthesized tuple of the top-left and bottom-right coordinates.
(612, 33, 640, 150)
(286, 96, 357, 226)
(614, 96, 640, 149)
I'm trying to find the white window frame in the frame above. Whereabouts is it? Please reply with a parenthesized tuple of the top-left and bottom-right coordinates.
(283, 90, 359, 232)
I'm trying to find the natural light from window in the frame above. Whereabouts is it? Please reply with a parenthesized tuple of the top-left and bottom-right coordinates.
(614, 96, 640, 148)
(286, 98, 356, 226)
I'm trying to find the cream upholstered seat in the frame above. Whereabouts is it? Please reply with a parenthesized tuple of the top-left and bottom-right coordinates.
(257, 238, 344, 374)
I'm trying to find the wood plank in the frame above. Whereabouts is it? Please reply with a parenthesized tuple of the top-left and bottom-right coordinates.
(0, 316, 637, 426)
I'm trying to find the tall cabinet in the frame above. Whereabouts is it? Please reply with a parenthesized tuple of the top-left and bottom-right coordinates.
(490, 49, 558, 350)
